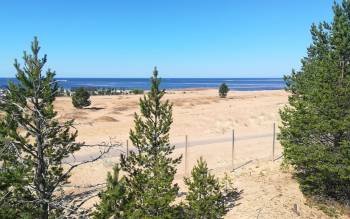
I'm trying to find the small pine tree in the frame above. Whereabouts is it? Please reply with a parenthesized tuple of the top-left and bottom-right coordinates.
(93, 165, 128, 219)
(219, 83, 229, 98)
(72, 87, 91, 108)
(184, 157, 226, 219)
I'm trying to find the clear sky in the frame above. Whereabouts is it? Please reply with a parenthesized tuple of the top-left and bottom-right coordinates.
(0, 0, 335, 78)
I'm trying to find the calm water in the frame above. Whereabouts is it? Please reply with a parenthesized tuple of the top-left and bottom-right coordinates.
(0, 78, 285, 91)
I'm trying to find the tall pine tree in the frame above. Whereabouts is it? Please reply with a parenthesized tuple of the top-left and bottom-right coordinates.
(280, 0, 350, 202)
(122, 67, 182, 217)
(0, 37, 100, 218)
(94, 67, 182, 218)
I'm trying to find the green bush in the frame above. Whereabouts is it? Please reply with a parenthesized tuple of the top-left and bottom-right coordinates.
(72, 87, 91, 109)
(219, 83, 229, 98)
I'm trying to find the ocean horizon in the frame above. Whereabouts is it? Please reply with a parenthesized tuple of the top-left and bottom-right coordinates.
(0, 77, 285, 91)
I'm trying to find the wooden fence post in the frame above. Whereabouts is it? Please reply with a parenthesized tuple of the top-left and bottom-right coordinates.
(272, 123, 276, 161)
(185, 135, 188, 176)
(232, 129, 235, 171)
(126, 139, 129, 158)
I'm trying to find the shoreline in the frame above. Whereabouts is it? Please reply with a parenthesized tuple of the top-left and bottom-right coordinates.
(60, 87, 286, 94)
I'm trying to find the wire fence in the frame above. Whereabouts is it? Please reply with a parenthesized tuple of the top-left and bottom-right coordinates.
(123, 123, 282, 178)
(174, 123, 283, 177)
(71, 123, 283, 178)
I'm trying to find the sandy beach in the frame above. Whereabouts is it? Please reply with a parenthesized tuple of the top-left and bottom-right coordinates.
(54, 89, 344, 219)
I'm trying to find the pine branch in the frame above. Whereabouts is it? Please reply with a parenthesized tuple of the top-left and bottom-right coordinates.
(54, 140, 118, 191)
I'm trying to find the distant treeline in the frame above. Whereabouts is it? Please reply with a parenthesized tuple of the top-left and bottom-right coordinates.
(0, 86, 144, 97)
(56, 87, 144, 96)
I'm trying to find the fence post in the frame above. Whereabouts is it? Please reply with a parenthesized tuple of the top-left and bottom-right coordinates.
(272, 123, 275, 161)
(232, 129, 235, 171)
(185, 135, 188, 176)
(126, 139, 129, 158)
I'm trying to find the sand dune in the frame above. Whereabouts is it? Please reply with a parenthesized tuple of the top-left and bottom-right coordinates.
(93, 115, 119, 122)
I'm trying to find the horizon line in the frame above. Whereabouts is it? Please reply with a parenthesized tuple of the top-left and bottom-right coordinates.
(0, 76, 284, 79)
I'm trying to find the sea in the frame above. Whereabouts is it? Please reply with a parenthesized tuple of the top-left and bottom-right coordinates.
(0, 78, 285, 91)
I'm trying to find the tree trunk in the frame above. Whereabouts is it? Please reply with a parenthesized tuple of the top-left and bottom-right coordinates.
(34, 98, 49, 219)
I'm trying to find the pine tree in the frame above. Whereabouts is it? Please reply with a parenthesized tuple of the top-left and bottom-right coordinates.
(0, 37, 98, 218)
(219, 83, 229, 98)
(184, 157, 226, 219)
(72, 87, 91, 108)
(280, 0, 350, 202)
(123, 66, 182, 217)
(95, 67, 182, 218)
(93, 165, 128, 219)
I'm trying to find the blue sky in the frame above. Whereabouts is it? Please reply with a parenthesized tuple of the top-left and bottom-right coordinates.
(0, 0, 335, 78)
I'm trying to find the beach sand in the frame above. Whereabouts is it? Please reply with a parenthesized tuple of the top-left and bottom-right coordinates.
(54, 89, 346, 219)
